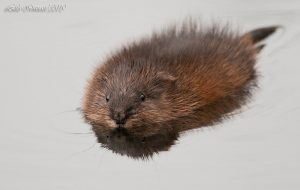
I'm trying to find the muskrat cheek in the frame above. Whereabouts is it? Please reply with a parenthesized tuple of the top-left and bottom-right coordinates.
(104, 119, 117, 129)
(87, 113, 117, 129)
(123, 119, 136, 129)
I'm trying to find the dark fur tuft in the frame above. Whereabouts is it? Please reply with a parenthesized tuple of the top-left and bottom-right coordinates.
(246, 26, 278, 44)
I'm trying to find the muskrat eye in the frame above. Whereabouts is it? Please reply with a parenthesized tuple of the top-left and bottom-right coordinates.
(105, 95, 110, 102)
(140, 93, 145, 101)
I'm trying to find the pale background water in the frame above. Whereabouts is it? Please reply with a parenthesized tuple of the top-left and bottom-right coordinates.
(1, 0, 300, 189)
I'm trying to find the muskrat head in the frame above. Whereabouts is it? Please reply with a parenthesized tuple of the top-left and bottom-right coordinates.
(82, 60, 179, 159)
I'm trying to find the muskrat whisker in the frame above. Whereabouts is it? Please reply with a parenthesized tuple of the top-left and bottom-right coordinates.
(51, 126, 93, 135)
(65, 142, 98, 160)
(54, 107, 82, 115)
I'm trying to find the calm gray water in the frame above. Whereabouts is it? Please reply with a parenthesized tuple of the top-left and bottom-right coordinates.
(1, 0, 300, 189)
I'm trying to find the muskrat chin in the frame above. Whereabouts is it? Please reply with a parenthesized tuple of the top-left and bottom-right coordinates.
(92, 126, 179, 159)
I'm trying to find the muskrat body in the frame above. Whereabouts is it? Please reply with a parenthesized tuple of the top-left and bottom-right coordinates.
(82, 22, 277, 159)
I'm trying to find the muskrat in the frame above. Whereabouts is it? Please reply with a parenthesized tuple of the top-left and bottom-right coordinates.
(82, 21, 277, 159)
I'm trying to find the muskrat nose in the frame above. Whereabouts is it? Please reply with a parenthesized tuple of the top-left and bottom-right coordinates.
(113, 111, 126, 125)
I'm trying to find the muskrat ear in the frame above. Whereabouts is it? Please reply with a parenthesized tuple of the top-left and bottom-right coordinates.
(150, 72, 177, 94)
(157, 72, 176, 82)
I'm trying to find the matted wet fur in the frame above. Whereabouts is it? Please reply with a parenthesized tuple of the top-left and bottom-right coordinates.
(82, 21, 277, 159)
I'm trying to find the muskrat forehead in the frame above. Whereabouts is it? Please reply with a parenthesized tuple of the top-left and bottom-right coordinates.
(104, 80, 142, 97)
(101, 58, 157, 81)
(100, 72, 151, 95)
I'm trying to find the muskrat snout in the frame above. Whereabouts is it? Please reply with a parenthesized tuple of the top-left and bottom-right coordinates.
(112, 110, 127, 125)
(111, 106, 136, 126)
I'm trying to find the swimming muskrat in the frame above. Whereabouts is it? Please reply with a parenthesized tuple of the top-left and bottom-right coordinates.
(82, 21, 277, 159)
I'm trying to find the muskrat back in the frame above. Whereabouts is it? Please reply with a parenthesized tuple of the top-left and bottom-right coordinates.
(82, 22, 277, 159)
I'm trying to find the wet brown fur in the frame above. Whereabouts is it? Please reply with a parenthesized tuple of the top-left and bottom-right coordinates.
(82, 21, 277, 159)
